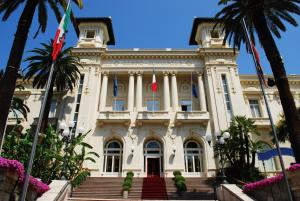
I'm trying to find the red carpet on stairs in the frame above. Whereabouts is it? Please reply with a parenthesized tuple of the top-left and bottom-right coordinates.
(142, 177, 169, 200)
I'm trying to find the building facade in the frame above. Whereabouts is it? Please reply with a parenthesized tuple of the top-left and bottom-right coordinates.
(9, 18, 299, 178)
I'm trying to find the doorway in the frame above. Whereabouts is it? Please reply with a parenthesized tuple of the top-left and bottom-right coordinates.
(147, 157, 160, 177)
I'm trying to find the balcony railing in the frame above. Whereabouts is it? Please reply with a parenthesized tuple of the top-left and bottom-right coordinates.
(97, 111, 131, 126)
(175, 111, 210, 125)
(33, 117, 58, 126)
(249, 117, 271, 128)
(136, 111, 170, 126)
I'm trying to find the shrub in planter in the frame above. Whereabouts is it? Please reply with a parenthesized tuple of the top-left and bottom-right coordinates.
(123, 185, 131, 191)
(175, 175, 185, 182)
(176, 180, 187, 192)
(173, 171, 186, 193)
(123, 180, 132, 188)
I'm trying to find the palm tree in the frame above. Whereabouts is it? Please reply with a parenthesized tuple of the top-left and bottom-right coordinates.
(216, 0, 300, 163)
(0, 0, 83, 146)
(23, 41, 81, 132)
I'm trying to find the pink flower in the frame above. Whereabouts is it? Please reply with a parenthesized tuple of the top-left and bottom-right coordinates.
(28, 176, 50, 197)
(0, 157, 25, 182)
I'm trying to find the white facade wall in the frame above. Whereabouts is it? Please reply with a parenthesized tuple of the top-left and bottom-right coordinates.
(9, 20, 300, 178)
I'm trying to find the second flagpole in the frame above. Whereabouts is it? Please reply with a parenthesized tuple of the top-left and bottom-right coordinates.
(241, 17, 293, 201)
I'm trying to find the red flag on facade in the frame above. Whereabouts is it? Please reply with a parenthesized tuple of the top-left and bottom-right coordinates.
(151, 70, 158, 92)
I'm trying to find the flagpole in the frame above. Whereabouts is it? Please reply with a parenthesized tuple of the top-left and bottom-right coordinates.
(19, 62, 56, 201)
(191, 72, 193, 112)
(241, 17, 293, 201)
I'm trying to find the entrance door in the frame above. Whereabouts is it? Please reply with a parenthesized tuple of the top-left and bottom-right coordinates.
(147, 158, 160, 177)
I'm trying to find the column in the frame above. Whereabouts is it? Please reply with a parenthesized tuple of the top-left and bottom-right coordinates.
(171, 72, 179, 111)
(127, 72, 135, 111)
(99, 72, 108, 111)
(163, 72, 171, 111)
(136, 71, 143, 111)
(198, 73, 207, 111)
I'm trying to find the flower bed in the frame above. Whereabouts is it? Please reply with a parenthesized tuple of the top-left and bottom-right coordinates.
(243, 163, 300, 193)
(0, 157, 24, 182)
(243, 163, 300, 201)
(0, 157, 50, 200)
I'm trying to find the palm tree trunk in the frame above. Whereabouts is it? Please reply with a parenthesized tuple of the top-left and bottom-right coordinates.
(245, 133, 250, 165)
(253, 11, 300, 163)
(0, 0, 38, 146)
(41, 72, 56, 133)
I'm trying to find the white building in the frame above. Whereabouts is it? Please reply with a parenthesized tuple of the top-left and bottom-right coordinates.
(9, 17, 299, 178)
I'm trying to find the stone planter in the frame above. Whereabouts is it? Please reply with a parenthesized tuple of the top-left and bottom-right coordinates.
(123, 190, 128, 199)
(0, 167, 19, 201)
(13, 184, 39, 201)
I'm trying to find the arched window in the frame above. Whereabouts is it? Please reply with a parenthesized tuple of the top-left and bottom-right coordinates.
(258, 142, 276, 172)
(184, 140, 203, 172)
(103, 140, 123, 173)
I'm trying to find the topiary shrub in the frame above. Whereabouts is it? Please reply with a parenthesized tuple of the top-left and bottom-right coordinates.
(173, 170, 182, 177)
(173, 171, 186, 193)
(122, 172, 134, 192)
(127, 171, 134, 178)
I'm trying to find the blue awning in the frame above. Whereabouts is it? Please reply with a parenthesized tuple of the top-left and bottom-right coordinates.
(257, 147, 294, 161)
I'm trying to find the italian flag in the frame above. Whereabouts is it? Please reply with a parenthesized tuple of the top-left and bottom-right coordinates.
(151, 70, 158, 92)
(52, 0, 71, 61)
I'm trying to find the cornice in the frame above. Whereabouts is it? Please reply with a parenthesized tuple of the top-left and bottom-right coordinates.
(198, 48, 239, 57)
(240, 75, 300, 86)
(71, 47, 107, 56)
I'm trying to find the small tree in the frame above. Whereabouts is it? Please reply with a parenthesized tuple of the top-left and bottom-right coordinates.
(222, 116, 264, 182)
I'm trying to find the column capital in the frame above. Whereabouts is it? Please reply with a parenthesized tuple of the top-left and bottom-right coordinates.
(102, 71, 109, 76)
(128, 71, 135, 76)
(170, 71, 178, 76)
(136, 71, 143, 76)
(162, 71, 171, 76)
(196, 71, 204, 76)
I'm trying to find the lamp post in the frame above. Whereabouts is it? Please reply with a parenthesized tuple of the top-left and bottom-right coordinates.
(206, 131, 230, 184)
(59, 121, 85, 180)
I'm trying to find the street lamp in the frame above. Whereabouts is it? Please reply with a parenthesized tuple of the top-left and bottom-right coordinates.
(59, 121, 85, 180)
(206, 131, 230, 184)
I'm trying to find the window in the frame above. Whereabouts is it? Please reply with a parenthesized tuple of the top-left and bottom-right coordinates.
(72, 75, 84, 133)
(147, 100, 159, 111)
(181, 100, 192, 112)
(184, 141, 203, 172)
(112, 100, 125, 111)
(85, 30, 95, 39)
(48, 100, 57, 118)
(103, 140, 123, 173)
(210, 30, 220, 38)
(249, 100, 262, 118)
(221, 74, 233, 120)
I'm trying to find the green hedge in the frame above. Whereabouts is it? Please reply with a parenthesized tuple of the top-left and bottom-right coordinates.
(122, 171, 134, 191)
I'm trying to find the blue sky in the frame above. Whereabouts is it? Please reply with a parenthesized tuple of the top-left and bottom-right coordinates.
(0, 0, 300, 75)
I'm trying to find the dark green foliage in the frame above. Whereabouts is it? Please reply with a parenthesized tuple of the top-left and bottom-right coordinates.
(122, 172, 134, 191)
(173, 170, 181, 177)
(23, 41, 82, 131)
(173, 171, 186, 192)
(271, 108, 300, 143)
(175, 175, 185, 182)
(221, 116, 265, 182)
(1, 125, 98, 186)
(126, 171, 134, 178)
(176, 180, 187, 192)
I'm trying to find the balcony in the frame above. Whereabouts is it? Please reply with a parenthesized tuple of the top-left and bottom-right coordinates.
(7, 117, 24, 125)
(250, 117, 271, 128)
(175, 111, 210, 126)
(136, 111, 170, 126)
(97, 111, 131, 126)
(210, 38, 224, 47)
(33, 117, 58, 126)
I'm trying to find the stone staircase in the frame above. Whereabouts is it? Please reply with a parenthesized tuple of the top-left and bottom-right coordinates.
(70, 177, 123, 200)
(69, 177, 215, 200)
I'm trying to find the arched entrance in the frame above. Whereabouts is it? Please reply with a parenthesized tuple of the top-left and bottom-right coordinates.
(184, 140, 204, 173)
(144, 140, 163, 177)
